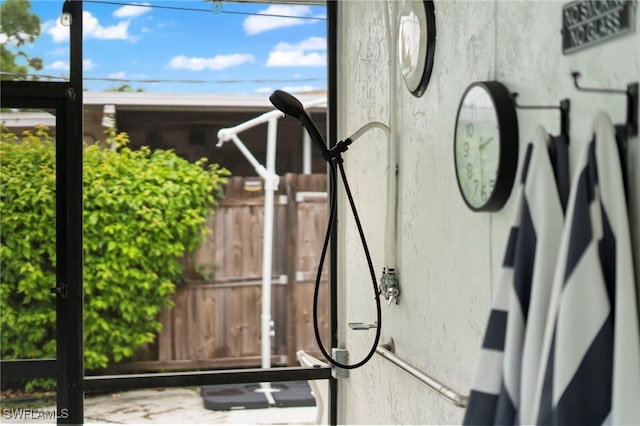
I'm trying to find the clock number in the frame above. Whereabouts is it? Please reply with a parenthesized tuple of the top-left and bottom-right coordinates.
(466, 163, 473, 180)
(481, 186, 487, 201)
(474, 179, 479, 194)
(463, 142, 469, 157)
(465, 123, 473, 137)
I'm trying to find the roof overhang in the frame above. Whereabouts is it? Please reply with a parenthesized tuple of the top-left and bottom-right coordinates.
(83, 91, 326, 113)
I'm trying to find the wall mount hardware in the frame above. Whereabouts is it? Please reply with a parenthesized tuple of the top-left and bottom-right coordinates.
(571, 71, 638, 136)
(511, 93, 571, 142)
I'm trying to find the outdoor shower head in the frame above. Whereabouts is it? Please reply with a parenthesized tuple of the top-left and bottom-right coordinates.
(269, 90, 328, 157)
(271, 91, 385, 370)
(269, 90, 306, 119)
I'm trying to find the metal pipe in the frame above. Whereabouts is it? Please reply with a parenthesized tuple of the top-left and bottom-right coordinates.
(216, 98, 327, 147)
(302, 130, 312, 174)
(261, 117, 278, 371)
(375, 345, 468, 408)
(229, 134, 267, 178)
(384, 0, 399, 272)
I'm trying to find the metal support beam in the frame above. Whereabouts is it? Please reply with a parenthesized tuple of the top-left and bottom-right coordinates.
(0, 360, 56, 381)
(56, 1, 84, 423)
(0, 78, 74, 417)
(327, 1, 339, 425)
(83, 367, 332, 394)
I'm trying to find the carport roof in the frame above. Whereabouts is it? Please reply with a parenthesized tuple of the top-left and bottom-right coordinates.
(83, 91, 326, 112)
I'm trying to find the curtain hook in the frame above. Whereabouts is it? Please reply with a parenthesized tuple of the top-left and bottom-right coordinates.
(511, 93, 571, 142)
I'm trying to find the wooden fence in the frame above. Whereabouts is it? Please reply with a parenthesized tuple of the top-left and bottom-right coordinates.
(113, 174, 329, 372)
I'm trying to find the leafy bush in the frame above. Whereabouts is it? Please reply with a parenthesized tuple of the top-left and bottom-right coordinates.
(0, 125, 229, 371)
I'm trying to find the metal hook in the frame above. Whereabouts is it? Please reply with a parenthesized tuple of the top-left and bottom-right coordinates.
(571, 72, 638, 136)
(512, 93, 571, 142)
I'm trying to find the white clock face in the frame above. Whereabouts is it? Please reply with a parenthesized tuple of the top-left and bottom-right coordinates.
(455, 85, 501, 209)
(398, 0, 427, 94)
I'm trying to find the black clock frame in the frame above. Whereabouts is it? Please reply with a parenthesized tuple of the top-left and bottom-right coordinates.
(454, 81, 519, 212)
(401, 0, 436, 98)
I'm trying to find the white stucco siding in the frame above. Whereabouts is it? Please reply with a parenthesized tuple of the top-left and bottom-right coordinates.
(336, 1, 640, 425)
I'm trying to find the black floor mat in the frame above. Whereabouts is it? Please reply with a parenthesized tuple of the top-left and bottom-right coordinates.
(270, 381, 316, 408)
(201, 381, 315, 411)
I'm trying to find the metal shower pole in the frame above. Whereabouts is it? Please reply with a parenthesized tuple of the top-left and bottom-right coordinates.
(216, 98, 325, 377)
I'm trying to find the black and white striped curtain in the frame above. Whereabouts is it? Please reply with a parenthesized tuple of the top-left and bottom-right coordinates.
(464, 113, 640, 425)
(464, 125, 569, 425)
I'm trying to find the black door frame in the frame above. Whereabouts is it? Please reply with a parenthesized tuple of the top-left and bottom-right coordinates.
(1, 1, 339, 424)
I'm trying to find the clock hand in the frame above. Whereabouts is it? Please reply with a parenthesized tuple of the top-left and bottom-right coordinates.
(479, 136, 494, 150)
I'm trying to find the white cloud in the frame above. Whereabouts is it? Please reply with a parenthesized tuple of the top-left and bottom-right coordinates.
(254, 87, 273, 94)
(167, 54, 255, 71)
(267, 51, 325, 67)
(109, 71, 127, 79)
(44, 11, 131, 43)
(266, 37, 326, 67)
(43, 19, 69, 43)
(113, 3, 151, 19)
(45, 59, 93, 72)
(296, 37, 326, 51)
(84, 12, 130, 40)
(244, 5, 316, 35)
(281, 85, 317, 93)
(48, 60, 69, 71)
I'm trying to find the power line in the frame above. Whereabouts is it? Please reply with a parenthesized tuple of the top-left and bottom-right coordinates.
(84, 76, 324, 84)
(83, 0, 326, 21)
(0, 71, 324, 85)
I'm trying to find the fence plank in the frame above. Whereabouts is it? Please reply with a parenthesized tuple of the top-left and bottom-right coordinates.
(294, 183, 329, 359)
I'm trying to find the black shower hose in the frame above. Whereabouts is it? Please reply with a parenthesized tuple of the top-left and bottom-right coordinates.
(312, 154, 382, 369)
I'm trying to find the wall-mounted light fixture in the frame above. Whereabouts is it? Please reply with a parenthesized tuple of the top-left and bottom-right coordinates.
(60, 0, 72, 26)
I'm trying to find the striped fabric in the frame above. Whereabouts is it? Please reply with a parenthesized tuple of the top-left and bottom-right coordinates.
(463, 125, 568, 425)
(532, 112, 640, 425)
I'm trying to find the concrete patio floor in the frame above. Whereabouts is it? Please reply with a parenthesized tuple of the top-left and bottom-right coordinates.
(2, 387, 317, 425)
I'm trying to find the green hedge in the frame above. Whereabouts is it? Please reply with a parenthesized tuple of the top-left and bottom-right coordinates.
(0, 125, 229, 371)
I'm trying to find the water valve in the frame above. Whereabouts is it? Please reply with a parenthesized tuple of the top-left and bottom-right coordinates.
(379, 268, 399, 306)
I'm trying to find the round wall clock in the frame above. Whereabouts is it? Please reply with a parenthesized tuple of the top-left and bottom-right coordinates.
(453, 81, 518, 212)
(398, 0, 436, 98)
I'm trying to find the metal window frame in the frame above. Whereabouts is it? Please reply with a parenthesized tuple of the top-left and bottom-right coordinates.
(0, 1, 339, 424)
(1, 76, 84, 423)
(326, 1, 339, 424)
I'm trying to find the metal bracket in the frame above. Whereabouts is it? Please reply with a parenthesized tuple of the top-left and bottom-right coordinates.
(50, 282, 68, 299)
(572, 71, 638, 136)
(263, 172, 280, 192)
(348, 322, 377, 330)
(66, 87, 76, 101)
(331, 348, 349, 378)
(205, 0, 223, 13)
(379, 268, 400, 305)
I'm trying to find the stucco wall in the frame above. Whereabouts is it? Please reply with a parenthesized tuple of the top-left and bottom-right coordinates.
(335, 1, 640, 424)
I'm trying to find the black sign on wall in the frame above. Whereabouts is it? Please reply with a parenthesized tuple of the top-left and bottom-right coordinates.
(562, 0, 635, 54)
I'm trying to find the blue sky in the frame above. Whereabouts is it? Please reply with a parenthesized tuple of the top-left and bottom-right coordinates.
(15, 0, 327, 94)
